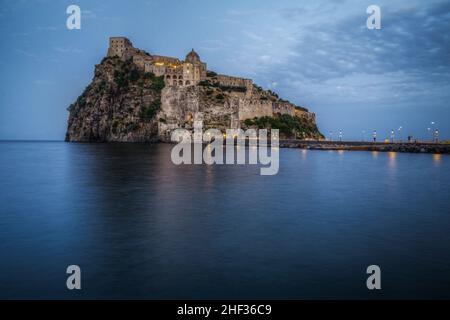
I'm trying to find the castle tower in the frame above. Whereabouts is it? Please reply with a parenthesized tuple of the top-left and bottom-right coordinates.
(107, 37, 134, 60)
(185, 49, 200, 64)
(184, 49, 207, 83)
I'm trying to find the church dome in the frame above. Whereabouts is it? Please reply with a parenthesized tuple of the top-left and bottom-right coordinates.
(185, 49, 200, 63)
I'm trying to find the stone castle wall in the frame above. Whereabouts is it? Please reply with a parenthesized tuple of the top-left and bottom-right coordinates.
(273, 102, 295, 116)
(238, 98, 273, 120)
(294, 108, 316, 122)
(107, 37, 135, 60)
(215, 75, 253, 88)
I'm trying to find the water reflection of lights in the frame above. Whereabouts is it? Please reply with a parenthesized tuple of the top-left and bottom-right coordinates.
(301, 149, 307, 159)
(338, 150, 345, 155)
(388, 152, 397, 159)
(388, 152, 397, 168)
(433, 153, 442, 166)
(372, 151, 379, 158)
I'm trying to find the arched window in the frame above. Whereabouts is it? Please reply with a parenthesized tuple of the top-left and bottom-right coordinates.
(179, 80, 183, 85)
(166, 75, 171, 79)
(173, 80, 177, 85)
(185, 80, 190, 85)
(179, 75, 183, 79)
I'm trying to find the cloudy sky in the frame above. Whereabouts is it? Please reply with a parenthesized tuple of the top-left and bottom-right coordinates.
(0, 0, 449, 140)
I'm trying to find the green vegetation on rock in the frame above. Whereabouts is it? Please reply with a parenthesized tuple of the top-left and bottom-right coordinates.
(243, 114, 322, 139)
(66, 55, 165, 142)
(139, 100, 161, 120)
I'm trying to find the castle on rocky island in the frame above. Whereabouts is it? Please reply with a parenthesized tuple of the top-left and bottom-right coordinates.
(65, 37, 324, 142)
(107, 37, 252, 91)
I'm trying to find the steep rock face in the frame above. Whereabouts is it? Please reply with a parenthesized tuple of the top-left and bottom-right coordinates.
(157, 86, 239, 141)
(65, 56, 163, 142)
(157, 83, 324, 140)
(66, 56, 324, 142)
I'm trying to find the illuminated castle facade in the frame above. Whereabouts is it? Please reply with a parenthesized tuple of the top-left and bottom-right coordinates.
(107, 37, 208, 87)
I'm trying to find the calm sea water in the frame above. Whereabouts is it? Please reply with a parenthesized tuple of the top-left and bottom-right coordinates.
(0, 142, 449, 299)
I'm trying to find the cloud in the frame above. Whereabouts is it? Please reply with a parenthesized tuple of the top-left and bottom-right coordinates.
(33, 80, 55, 86)
(200, 39, 231, 52)
(223, 0, 450, 109)
(15, 48, 38, 59)
(81, 8, 121, 21)
(53, 46, 84, 54)
(37, 26, 59, 31)
(82, 9, 97, 19)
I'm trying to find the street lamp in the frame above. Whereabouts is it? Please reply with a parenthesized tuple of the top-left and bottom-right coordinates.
(373, 130, 377, 142)
(398, 126, 402, 142)
(427, 127, 432, 142)
(339, 130, 343, 142)
(430, 122, 437, 142)
(434, 129, 439, 143)
(390, 129, 395, 143)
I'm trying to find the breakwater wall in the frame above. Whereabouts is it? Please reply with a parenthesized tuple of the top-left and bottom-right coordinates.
(279, 140, 450, 154)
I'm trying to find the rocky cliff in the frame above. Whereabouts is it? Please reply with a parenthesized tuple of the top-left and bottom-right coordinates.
(65, 56, 324, 142)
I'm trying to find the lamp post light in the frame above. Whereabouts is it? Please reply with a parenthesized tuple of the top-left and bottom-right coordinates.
(390, 129, 395, 143)
(430, 122, 436, 142)
(434, 129, 439, 143)
(339, 130, 343, 142)
(398, 126, 402, 142)
(427, 127, 432, 142)
(373, 130, 377, 142)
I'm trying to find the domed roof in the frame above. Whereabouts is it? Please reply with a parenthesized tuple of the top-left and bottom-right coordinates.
(185, 49, 200, 63)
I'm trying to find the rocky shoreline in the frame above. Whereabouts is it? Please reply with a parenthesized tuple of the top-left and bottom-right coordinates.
(279, 140, 450, 154)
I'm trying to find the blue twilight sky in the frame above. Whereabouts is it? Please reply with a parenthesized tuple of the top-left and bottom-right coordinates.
(0, 0, 449, 140)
